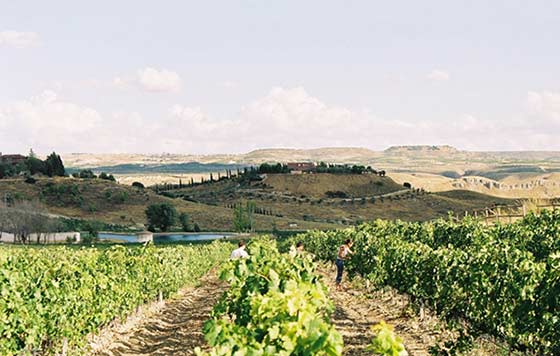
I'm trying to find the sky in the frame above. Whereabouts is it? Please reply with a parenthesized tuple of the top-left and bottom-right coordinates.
(1, 0, 559, 154)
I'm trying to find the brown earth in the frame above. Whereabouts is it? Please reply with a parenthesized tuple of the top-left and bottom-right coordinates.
(318, 264, 452, 356)
(87, 267, 446, 356)
(319, 264, 517, 356)
(88, 272, 227, 356)
(84, 266, 510, 356)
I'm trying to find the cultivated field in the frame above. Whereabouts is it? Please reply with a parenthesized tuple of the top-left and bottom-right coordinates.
(4, 213, 557, 356)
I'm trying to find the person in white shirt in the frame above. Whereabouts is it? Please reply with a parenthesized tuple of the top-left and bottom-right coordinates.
(230, 240, 249, 259)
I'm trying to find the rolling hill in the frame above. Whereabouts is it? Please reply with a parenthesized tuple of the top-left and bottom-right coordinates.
(162, 173, 514, 224)
(0, 178, 338, 232)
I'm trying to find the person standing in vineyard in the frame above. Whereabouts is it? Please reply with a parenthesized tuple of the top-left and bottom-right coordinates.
(335, 239, 353, 290)
(230, 240, 249, 259)
(289, 241, 306, 257)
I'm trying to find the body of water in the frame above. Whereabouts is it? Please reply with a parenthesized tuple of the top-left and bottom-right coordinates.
(98, 233, 234, 243)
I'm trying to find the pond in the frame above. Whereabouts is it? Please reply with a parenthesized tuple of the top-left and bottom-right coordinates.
(98, 232, 235, 243)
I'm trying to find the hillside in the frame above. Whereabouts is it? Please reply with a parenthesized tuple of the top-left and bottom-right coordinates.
(62, 146, 560, 170)
(384, 145, 460, 155)
(59, 147, 560, 199)
(163, 173, 513, 224)
(391, 172, 560, 199)
(0, 178, 337, 231)
(263, 173, 403, 198)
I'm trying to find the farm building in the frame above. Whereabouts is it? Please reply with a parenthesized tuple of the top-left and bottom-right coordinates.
(0, 153, 26, 166)
(287, 162, 316, 174)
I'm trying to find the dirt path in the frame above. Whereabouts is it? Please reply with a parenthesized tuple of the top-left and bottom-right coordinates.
(319, 265, 453, 356)
(87, 266, 451, 356)
(89, 272, 227, 356)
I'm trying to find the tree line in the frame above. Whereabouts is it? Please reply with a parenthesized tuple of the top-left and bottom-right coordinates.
(0, 151, 65, 179)
(71, 169, 116, 181)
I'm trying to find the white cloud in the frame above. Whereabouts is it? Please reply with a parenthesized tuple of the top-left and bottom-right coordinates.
(219, 81, 238, 88)
(136, 67, 182, 92)
(527, 91, 560, 120)
(427, 69, 450, 82)
(0, 30, 40, 48)
(3, 87, 560, 154)
(112, 77, 126, 88)
(168, 87, 408, 152)
(0, 91, 103, 152)
(109, 68, 183, 93)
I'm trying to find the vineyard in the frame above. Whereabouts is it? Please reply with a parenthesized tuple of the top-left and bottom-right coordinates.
(198, 239, 344, 355)
(0, 242, 231, 355)
(293, 210, 560, 355)
(2, 211, 558, 355)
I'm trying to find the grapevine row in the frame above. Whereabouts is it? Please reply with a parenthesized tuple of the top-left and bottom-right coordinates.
(198, 238, 344, 355)
(293, 212, 560, 355)
(0, 242, 231, 355)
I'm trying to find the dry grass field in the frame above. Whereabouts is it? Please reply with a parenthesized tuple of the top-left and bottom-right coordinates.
(166, 173, 513, 225)
(0, 178, 338, 231)
(114, 173, 222, 187)
(263, 173, 403, 198)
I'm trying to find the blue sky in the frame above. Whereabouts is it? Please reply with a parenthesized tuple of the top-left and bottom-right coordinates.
(1, 1, 559, 154)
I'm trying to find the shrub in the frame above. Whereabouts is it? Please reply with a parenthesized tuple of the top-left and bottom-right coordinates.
(145, 203, 177, 232)
(99, 172, 116, 181)
(132, 181, 145, 189)
(78, 170, 96, 179)
(325, 191, 349, 198)
(179, 212, 190, 231)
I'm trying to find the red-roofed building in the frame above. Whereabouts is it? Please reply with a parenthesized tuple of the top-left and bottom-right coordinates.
(0, 154, 27, 166)
(287, 162, 316, 174)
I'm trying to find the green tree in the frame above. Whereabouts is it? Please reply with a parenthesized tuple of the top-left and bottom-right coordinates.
(246, 201, 256, 231)
(25, 157, 46, 175)
(45, 152, 65, 177)
(233, 201, 256, 232)
(179, 212, 190, 231)
(81, 220, 103, 244)
(0, 163, 12, 179)
(145, 203, 177, 232)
